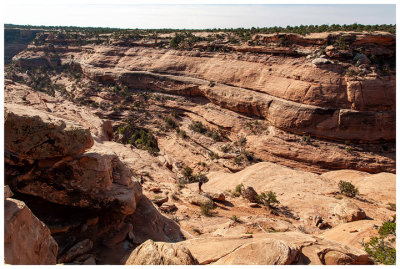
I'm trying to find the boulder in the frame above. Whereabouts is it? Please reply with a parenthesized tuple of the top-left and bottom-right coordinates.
(152, 196, 168, 205)
(333, 200, 366, 223)
(5, 104, 93, 159)
(4, 198, 58, 265)
(241, 186, 258, 203)
(125, 239, 199, 265)
(5, 185, 13, 199)
(207, 192, 226, 202)
(214, 238, 299, 265)
(126, 196, 185, 244)
(160, 203, 178, 213)
(189, 193, 213, 206)
(312, 58, 334, 66)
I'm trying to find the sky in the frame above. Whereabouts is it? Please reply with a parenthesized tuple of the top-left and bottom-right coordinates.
(3, 1, 397, 29)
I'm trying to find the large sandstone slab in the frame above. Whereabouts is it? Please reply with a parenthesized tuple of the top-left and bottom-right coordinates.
(125, 239, 198, 265)
(4, 198, 58, 265)
(5, 104, 93, 159)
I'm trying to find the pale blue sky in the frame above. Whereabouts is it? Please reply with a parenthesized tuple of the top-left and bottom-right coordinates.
(4, 1, 396, 29)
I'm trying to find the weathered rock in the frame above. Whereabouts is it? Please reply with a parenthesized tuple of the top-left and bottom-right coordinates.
(4, 198, 58, 265)
(312, 58, 334, 65)
(178, 232, 371, 265)
(125, 239, 199, 265)
(189, 193, 213, 206)
(249, 202, 260, 208)
(160, 203, 178, 213)
(58, 239, 93, 264)
(207, 192, 226, 202)
(5, 104, 93, 159)
(126, 196, 185, 244)
(152, 196, 168, 205)
(214, 238, 299, 265)
(241, 186, 258, 203)
(333, 200, 366, 223)
(5, 185, 13, 199)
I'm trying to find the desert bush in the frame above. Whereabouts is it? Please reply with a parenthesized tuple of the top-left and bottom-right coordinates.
(164, 116, 178, 130)
(220, 144, 232, 153)
(128, 129, 159, 155)
(235, 184, 244, 196)
(115, 124, 159, 155)
(338, 180, 359, 197)
(255, 191, 280, 208)
(189, 120, 208, 134)
(208, 151, 219, 160)
(200, 200, 217, 217)
(182, 166, 193, 180)
(230, 215, 241, 223)
(176, 128, 187, 138)
(364, 216, 396, 265)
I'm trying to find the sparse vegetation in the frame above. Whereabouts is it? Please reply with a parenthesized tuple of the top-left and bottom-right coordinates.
(115, 124, 159, 155)
(220, 144, 232, 153)
(230, 215, 241, 223)
(200, 200, 217, 217)
(164, 116, 178, 129)
(255, 191, 280, 208)
(387, 203, 396, 211)
(208, 151, 219, 160)
(234, 184, 244, 196)
(364, 216, 396, 265)
(189, 120, 223, 141)
(338, 180, 359, 198)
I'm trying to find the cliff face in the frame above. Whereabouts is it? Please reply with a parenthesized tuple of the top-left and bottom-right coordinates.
(11, 31, 395, 142)
(4, 28, 42, 64)
(4, 28, 396, 265)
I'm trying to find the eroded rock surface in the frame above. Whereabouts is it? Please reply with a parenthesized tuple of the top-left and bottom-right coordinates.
(125, 239, 199, 265)
(4, 197, 58, 265)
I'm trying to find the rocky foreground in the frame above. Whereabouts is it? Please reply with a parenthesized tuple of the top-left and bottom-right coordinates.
(3, 28, 396, 265)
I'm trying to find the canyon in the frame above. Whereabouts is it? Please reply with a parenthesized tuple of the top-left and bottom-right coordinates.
(3, 26, 396, 265)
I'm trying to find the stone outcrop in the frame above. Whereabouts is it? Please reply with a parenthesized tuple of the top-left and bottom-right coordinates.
(125, 239, 199, 265)
(333, 200, 367, 223)
(5, 103, 93, 160)
(213, 238, 299, 265)
(4, 197, 58, 265)
(5, 104, 142, 215)
(178, 232, 372, 265)
(126, 196, 185, 244)
(11, 30, 395, 143)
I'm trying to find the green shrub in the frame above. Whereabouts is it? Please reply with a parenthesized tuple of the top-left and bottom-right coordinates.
(128, 129, 159, 155)
(182, 166, 193, 180)
(256, 191, 280, 208)
(302, 134, 311, 143)
(338, 180, 359, 197)
(115, 124, 159, 155)
(208, 151, 219, 160)
(235, 184, 244, 195)
(220, 144, 232, 153)
(364, 216, 396, 265)
(200, 200, 217, 216)
(164, 116, 177, 129)
(189, 121, 208, 134)
(378, 219, 396, 238)
(176, 128, 187, 138)
(193, 173, 209, 184)
(230, 215, 241, 223)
